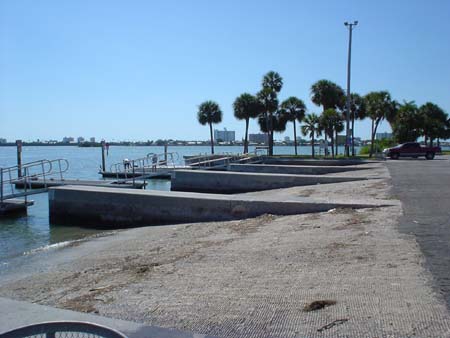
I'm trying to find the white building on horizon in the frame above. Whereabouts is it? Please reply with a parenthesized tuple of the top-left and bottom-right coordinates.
(249, 133, 267, 144)
(214, 128, 235, 142)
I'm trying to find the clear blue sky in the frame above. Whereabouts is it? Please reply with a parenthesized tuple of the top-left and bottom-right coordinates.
(1, 0, 449, 142)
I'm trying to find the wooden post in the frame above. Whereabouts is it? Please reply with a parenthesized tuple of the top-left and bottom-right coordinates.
(101, 140, 106, 172)
(16, 140, 22, 177)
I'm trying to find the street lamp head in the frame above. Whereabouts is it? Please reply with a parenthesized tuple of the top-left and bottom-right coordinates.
(344, 22, 348, 26)
(354, 20, 358, 25)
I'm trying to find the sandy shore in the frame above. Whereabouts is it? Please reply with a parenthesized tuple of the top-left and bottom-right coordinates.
(1, 163, 450, 337)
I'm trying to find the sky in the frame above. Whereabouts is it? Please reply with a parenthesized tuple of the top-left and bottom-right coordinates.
(1, 0, 449, 142)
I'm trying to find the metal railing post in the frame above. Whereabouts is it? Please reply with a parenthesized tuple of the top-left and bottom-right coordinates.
(41, 161, 47, 189)
(1, 168, 3, 203)
(132, 160, 135, 187)
(24, 167, 28, 205)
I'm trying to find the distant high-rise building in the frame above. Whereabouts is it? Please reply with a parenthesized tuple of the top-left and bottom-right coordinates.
(0, 138, 7, 144)
(284, 136, 291, 142)
(62, 137, 75, 143)
(249, 133, 268, 144)
(375, 132, 392, 140)
(214, 128, 235, 142)
(90, 137, 96, 143)
(77, 136, 85, 143)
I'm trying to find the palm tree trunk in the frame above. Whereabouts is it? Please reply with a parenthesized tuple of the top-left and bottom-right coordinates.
(293, 120, 298, 156)
(209, 123, 214, 154)
(324, 134, 328, 157)
(269, 111, 274, 156)
(244, 118, 249, 154)
(335, 129, 338, 155)
(265, 111, 270, 153)
(351, 116, 355, 156)
(331, 132, 335, 158)
(431, 138, 434, 147)
(370, 120, 375, 158)
(311, 133, 315, 158)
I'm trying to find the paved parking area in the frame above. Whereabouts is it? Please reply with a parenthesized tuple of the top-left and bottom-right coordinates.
(387, 156, 450, 309)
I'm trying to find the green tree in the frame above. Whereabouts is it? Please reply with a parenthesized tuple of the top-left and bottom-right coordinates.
(341, 93, 366, 156)
(280, 97, 306, 155)
(197, 100, 223, 154)
(311, 79, 345, 112)
(390, 101, 422, 144)
(257, 87, 279, 154)
(419, 102, 449, 146)
(260, 71, 283, 155)
(257, 110, 288, 136)
(364, 91, 397, 157)
(320, 108, 342, 157)
(233, 93, 262, 153)
(311, 80, 345, 157)
(301, 113, 321, 158)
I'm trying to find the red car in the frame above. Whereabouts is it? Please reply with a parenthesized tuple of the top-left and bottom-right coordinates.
(383, 142, 441, 160)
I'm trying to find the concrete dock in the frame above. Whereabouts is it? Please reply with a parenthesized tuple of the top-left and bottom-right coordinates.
(48, 185, 380, 228)
(13, 178, 146, 189)
(100, 166, 190, 179)
(228, 163, 373, 175)
(262, 158, 374, 166)
(171, 169, 368, 193)
(0, 199, 34, 216)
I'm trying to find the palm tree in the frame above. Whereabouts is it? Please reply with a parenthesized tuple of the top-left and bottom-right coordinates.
(364, 91, 397, 157)
(280, 97, 306, 155)
(262, 71, 283, 92)
(301, 113, 321, 157)
(341, 93, 366, 156)
(258, 110, 288, 139)
(233, 93, 262, 154)
(197, 100, 223, 154)
(257, 87, 279, 155)
(333, 114, 344, 155)
(320, 108, 342, 157)
(261, 71, 283, 155)
(311, 80, 345, 112)
(311, 80, 345, 157)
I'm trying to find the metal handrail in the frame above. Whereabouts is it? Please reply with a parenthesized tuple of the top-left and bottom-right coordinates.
(0, 159, 69, 203)
(110, 152, 179, 173)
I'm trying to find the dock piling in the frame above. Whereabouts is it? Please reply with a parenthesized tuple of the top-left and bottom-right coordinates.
(16, 140, 22, 178)
(101, 140, 106, 172)
(164, 144, 168, 163)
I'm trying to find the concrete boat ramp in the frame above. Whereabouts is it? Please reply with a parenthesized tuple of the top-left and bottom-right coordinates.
(49, 185, 384, 228)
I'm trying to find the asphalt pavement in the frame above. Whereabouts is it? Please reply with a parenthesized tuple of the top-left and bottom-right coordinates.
(387, 155, 450, 309)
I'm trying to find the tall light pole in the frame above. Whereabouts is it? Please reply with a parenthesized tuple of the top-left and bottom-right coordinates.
(344, 20, 357, 157)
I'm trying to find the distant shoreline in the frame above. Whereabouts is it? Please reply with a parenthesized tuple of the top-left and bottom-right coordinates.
(0, 143, 336, 147)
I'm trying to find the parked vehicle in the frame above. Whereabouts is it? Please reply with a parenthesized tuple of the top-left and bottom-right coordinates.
(383, 142, 441, 160)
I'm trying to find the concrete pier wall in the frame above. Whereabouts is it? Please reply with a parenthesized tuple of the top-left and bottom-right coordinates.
(171, 170, 367, 194)
(48, 186, 376, 228)
(228, 163, 369, 175)
(262, 157, 372, 166)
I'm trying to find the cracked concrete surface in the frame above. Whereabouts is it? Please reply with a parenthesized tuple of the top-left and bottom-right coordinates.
(1, 163, 450, 337)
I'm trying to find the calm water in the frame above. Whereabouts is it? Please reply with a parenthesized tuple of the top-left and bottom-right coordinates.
(0, 144, 353, 268)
